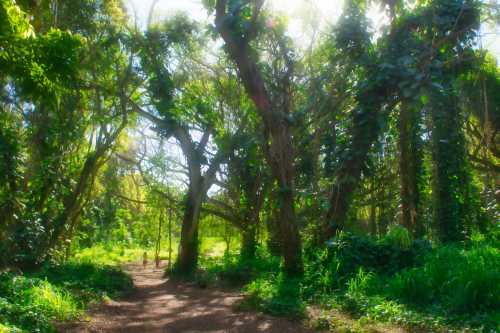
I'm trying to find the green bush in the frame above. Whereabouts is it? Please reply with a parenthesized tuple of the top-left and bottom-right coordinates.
(337, 236, 500, 331)
(37, 262, 133, 301)
(388, 242, 500, 313)
(209, 232, 499, 331)
(0, 261, 133, 333)
(242, 274, 305, 318)
(0, 273, 79, 333)
(302, 232, 431, 296)
(196, 248, 280, 286)
(73, 244, 145, 265)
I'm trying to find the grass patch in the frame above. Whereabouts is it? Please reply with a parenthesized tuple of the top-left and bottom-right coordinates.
(0, 260, 133, 333)
(73, 244, 145, 265)
(35, 262, 133, 303)
(0, 272, 80, 333)
(241, 274, 305, 317)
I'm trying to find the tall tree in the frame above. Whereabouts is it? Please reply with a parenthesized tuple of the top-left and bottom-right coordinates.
(398, 101, 424, 237)
(134, 16, 238, 273)
(214, 0, 303, 275)
(323, 0, 480, 240)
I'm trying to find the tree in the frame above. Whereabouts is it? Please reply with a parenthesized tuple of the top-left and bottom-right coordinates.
(398, 101, 424, 237)
(133, 16, 240, 273)
(214, 0, 303, 275)
(323, 0, 481, 241)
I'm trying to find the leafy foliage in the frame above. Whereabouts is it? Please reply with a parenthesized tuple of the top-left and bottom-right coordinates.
(0, 261, 132, 333)
(0, 0, 498, 331)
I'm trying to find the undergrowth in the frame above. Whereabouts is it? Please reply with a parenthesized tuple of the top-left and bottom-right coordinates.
(0, 260, 133, 333)
(73, 244, 146, 265)
(200, 230, 500, 332)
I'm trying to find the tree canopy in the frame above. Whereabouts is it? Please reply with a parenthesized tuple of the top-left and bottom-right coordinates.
(0, 0, 499, 331)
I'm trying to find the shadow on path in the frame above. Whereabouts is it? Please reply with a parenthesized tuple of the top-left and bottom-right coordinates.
(61, 263, 312, 333)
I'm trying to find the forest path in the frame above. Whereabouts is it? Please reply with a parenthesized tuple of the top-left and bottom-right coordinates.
(63, 263, 313, 333)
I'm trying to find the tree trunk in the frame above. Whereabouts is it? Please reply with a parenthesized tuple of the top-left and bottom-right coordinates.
(266, 187, 282, 256)
(277, 188, 302, 276)
(168, 205, 173, 269)
(431, 88, 469, 242)
(369, 177, 377, 237)
(155, 208, 163, 268)
(398, 101, 423, 237)
(47, 152, 99, 252)
(215, 2, 303, 275)
(177, 187, 202, 274)
(325, 89, 386, 239)
(241, 225, 257, 259)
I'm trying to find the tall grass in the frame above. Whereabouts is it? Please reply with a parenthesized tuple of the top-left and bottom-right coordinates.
(0, 272, 80, 332)
(74, 244, 145, 265)
(204, 231, 499, 332)
(388, 242, 500, 313)
(0, 259, 133, 332)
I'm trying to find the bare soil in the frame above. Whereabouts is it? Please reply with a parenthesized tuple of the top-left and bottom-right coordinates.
(61, 263, 313, 333)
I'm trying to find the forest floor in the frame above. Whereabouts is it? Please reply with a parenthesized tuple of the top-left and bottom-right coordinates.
(59, 262, 313, 333)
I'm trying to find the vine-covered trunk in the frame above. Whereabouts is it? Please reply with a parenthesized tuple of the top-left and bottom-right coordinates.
(177, 187, 202, 274)
(0, 111, 20, 252)
(431, 88, 469, 242)
(398, 102, 423, 237)
(215, 5, 303, 275)
(48, 152, 99, 253)
(369, 177, 377, 236)
(240, 225, 257, 259)
(268, 121, 303, 276)
(324, 88, 387, 239)
(277, 187, 302, 275)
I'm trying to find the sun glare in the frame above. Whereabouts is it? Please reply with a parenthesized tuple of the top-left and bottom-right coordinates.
(127, 0, 498, 58)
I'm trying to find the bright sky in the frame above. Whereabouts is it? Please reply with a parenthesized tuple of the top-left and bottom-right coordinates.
(127, 0, 499, 59)
(126, 0, 376, 46)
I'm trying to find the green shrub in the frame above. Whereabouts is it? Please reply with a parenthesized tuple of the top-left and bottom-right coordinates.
(0, 261, 133, 333)
(242, 274, 305, 318)
(388, 243, 500, 314)
(0, 273, 79, 333)
(0, 323, 21, 333)
(197, 248, 280, 286)
(73, 244, 144, 265)
(37, 262, 133, 301)
(196, 232, 499, 331)
(303, 232, 431, 296)
(382, 225, 412, 249)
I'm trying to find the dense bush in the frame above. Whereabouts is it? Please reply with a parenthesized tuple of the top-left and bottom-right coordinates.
(212, 231, 499, 332)
(387, 241, 500, 313)
(73, 244, 146, 266)
(173, 248, 278, 288)
(302, 232, 431, 295)
(334, 237, 500, 331)
(0, 262, 132, 333)
(37, 262, 133, 302)
(0, 272, 79, 333)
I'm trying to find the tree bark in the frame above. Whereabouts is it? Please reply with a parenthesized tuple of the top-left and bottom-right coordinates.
(431, 88, 469, 242)
(369, 177, 377, 237)
(324, 88, 388, 239)
(215, 0, 303, 275)
(177, 186, 203, 274)
(168, 205, 173, 269)
(155, 208, 163, 268)
(277, 187, 302, 275)
(241, 224, 257, 259)
(398, 101, 423, 237)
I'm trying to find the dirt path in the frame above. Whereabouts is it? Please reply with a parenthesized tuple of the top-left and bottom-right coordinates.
(64, 263, 313, 333)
